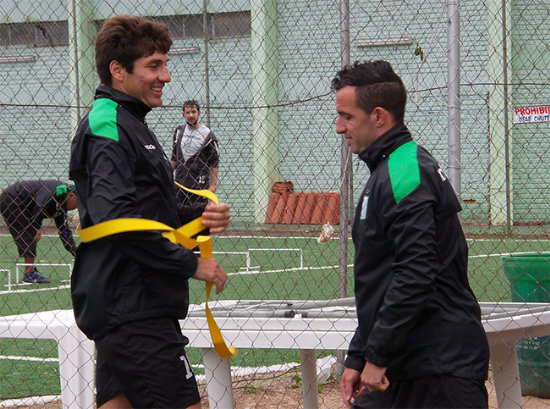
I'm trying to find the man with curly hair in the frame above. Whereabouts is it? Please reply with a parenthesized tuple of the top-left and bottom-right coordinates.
(69, 15, 231, 409)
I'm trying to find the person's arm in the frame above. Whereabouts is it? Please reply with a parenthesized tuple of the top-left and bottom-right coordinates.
(207, 133, 219, 192)
(193, 257, 227, 294)
(345, 327, 366, 372)
(341, 327, 367, 407)
(53, 211, 77, 256)
(340, 367, 362, 408)
(176, 200, 230, 237)
(201, 201, 229, 234)
(170, 126, 181, 170)
(363, 183, 438, 367)
(209, 167, 218, 192)
(359, 362, 389, 393)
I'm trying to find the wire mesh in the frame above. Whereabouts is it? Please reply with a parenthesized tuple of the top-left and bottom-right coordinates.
(1, 0, 550, 407)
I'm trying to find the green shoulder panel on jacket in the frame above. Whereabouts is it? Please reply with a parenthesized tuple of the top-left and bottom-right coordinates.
(89, 98, 119, 142)
(388, 140, 420, 204)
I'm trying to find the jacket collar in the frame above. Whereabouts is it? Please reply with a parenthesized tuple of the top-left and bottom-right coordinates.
(358, 124, 413, 172)
(95, 85, 151, 121)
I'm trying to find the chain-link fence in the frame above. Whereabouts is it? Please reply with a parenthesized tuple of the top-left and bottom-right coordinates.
(1, 0, 549, 407)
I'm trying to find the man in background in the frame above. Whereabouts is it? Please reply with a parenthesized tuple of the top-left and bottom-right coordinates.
(333, 61, 489, 408)
(0, 179, 77, 283)
(171, 99, 219, 206)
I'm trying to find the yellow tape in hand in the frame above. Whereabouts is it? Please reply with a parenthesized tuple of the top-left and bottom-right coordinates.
(76, 184, 236, 359)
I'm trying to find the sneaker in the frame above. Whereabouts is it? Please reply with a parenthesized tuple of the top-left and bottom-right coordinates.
(22, 270, 51, 284)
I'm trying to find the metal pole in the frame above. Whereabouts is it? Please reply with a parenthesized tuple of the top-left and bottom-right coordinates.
(447, 0, 461, 202)
(501, 0, 511, 228)
(69, 0, 81, 123)
(203, 0, 211, 128)
(336, 0, 351, 379)
(338, 0, 350, 303)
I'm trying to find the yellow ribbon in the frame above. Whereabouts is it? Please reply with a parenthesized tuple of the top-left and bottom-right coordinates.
(77, 184, 237, 358)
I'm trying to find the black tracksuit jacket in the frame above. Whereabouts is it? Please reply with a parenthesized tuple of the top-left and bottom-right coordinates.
(69, 86, 203, 340)
(345, 124, 489, 382)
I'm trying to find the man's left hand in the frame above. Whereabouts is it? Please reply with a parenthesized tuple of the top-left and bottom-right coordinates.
(360, 362, 389, 392)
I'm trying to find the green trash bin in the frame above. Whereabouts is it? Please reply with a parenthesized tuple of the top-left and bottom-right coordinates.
(502, 253, 550, 398)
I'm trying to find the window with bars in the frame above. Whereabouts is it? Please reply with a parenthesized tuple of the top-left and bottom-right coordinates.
(0, 11, 251, 47)
(0, 21, 68, 46)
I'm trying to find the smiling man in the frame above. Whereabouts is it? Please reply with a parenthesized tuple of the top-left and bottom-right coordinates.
(333, 61, 489, 409)
(69, 15, 231, 409)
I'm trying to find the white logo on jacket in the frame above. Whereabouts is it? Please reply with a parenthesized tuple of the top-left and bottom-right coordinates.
(360, 194, 369, 220)
(144, 144, 156, 150)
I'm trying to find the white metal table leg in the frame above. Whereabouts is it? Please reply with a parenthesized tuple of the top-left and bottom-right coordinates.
(301, 349, 319, 409)
(202, 348, 234, 409)
(57, 327, 95, 409)
(490, 342, 522, 409)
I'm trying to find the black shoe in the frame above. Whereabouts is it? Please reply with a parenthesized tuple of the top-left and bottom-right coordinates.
(22, 270, 51, 284)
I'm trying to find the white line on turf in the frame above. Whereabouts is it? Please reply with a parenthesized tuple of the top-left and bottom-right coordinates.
(0, 355, 57, 362)
(469, 251, 548, 258)
(0, 395, 62, 408)
(228, 264, 354, 276)
(0, 284, 69, 296)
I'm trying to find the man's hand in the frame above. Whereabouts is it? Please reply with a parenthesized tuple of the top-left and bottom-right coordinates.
(340, 367, 363, 408)
(193, 258, 227, 294)
(360, 362, 389, 392)
(201, 202, 230, 234)
(34, 229, 41, 243)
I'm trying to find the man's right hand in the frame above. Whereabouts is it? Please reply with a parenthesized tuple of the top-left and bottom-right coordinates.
(200, 202, 230, 234)
(340, 367, 363, 408)
(193, 258, 227, 294)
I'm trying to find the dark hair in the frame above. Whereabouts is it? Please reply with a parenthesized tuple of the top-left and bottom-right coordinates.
(331, 60, 407, 124)
(183, 99, 200, 112)
(95, 15, 172, 86)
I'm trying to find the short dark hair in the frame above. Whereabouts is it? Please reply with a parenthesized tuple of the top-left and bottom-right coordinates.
(183, 99, 200, 112)
(95, 15, 172, 86)
(331, 60, 407, 124)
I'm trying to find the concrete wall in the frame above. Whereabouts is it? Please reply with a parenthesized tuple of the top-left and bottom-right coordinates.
(0, 0, 548, 225)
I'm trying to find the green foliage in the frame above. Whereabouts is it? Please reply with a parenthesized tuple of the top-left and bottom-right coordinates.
(291, 374, 302, 389)
(244, 384, 263, 394)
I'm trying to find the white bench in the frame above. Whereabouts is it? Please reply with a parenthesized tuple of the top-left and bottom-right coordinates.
(0, 301, 549, 409)
(0, 310, 94, 409)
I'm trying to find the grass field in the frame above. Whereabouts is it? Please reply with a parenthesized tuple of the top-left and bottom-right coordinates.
(0, 232, 549, 400)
